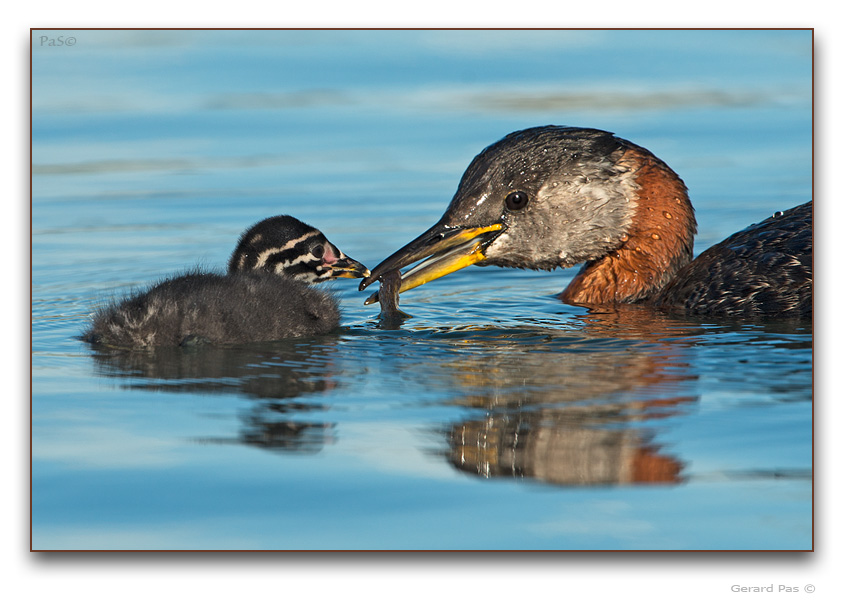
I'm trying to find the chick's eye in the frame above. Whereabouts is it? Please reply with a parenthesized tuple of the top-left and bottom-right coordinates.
(311, 244, 325, 259)
(505, 191, 529, 211)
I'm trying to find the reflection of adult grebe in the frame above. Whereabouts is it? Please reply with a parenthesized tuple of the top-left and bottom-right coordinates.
(361, 126, 812, 318)
(84, 216, 369, 348)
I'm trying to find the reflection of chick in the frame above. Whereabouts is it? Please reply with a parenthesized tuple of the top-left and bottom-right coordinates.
(84, 216, 369, 348)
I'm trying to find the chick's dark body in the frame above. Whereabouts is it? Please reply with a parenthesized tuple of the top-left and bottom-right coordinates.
(86, 271, 340, 347)
(85, 215, 369, 348)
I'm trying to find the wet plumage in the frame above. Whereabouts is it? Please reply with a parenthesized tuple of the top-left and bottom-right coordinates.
(84, 216, 369, 348)
(652, 202, 812, 317)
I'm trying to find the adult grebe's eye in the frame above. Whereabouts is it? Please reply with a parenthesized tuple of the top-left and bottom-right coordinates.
(505, 191, 529, 211)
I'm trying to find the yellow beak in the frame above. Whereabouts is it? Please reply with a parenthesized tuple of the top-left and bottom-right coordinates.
(360, 222, 503, 304)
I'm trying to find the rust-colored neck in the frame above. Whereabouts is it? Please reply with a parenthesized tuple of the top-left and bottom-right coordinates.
(560, 147, 696, 306)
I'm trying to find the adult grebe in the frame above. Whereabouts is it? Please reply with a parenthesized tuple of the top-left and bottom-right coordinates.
(85, 216, 370, 348)
(360, 126, 812, 318)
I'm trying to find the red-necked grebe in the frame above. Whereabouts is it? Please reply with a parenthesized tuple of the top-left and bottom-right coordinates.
(360, 126, 811, 319)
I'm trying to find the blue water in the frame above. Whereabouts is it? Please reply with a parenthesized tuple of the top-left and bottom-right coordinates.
(31, 29, 812, 550)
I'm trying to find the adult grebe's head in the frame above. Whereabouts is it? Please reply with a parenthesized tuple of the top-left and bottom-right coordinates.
(229, 216, 369, 284)
(361, 126, 696, 306)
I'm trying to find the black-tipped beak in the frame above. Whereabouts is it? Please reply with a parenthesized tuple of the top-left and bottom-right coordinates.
(359, 221, 504, 301)
(326, 254, 370, 280)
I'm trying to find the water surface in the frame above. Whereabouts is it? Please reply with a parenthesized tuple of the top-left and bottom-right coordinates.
(31, 29, 812, 550)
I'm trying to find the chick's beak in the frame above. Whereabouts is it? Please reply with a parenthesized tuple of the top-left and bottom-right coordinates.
(359, 221, 504, 302)
(325, 254, 370, 279)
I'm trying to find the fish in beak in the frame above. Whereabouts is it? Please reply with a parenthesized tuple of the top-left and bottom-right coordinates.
(359, 221, 504, 304)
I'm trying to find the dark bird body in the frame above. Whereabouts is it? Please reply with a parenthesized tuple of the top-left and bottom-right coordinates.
(651, 202, 811, 316)
(361, 126, 812, 319)
(85, 216, 369, 348)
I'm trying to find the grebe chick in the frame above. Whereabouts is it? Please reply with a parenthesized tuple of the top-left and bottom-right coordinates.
(360, 126, 812, 319)
(85, 216, 370, 348)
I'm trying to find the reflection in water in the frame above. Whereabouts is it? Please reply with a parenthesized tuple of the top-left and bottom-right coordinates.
(89, 340, 341, 455)
(447, 415, 684, 485)
(429, 307, 706, 486)
(85, 305, 810, 488)
(434, 306, 809, 487)
(225, 411, 334, 454)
